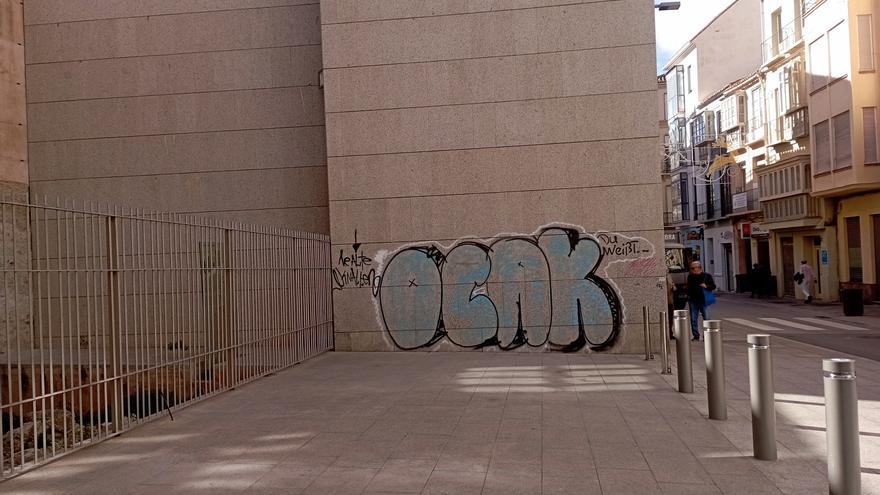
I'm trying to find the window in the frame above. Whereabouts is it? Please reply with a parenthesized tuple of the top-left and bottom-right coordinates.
(814, 120, 831, 173)
(750, 87, 763, 129)
(846, 217, 862, 282)
(809, 35, 829, 90)
(829, 22, 849, 80)
(833, 111, 851, 168)
(678, 174, 691, 220)
(687, 65, 692, 93)
(865, 107, 879, 163)
(771, 9, 783, 54)
(858, 15, 875, 71)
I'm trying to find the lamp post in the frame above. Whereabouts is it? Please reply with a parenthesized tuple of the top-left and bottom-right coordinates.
(656, 2, 681, 10)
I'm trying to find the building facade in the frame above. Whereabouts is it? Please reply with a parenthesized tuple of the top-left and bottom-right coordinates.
(1, 0, 666, 353)
(804, 0, 880, 301)
(662, 0, 764, 292)
(661, 0, 880, 303)
(755, 0, 836, 301)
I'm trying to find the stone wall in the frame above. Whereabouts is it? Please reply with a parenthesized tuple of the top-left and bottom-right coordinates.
(22, 0, 330, 232)
(321, 0, 667, 352)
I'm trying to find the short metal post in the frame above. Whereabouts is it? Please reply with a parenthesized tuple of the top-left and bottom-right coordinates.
(748, 334, 777, 460)
(659, 311, 671, 374)
(673, 310, 693, 393)
(703, 320, 727, 420)
(823, 358, 860, 495)
(643, 306, 653, 360)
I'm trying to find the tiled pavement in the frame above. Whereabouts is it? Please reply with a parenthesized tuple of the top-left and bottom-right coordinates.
(3, 325, 880, 494)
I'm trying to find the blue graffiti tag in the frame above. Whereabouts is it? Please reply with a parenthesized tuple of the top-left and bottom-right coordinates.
(377, 226, 622, 352)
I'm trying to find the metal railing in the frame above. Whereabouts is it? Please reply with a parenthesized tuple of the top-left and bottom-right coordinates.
(747, 116, 765, 144)
(802, 0, 825, 16)
(763, 19, 801, 63)
(724, 128, 747, 151)
(732, 188, 761, 213)
(0, 195, 333, 479)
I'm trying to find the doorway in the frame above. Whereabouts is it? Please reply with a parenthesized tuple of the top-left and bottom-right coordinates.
(723, 244, 733, 291)
(781, 237, 795, 297)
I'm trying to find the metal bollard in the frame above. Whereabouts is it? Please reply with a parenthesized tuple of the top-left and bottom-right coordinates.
(659, 311, 671, 374)
(674, 310, 693, 393)
(823, 358, 860, 495)
(643, 306, 654, 360)
(703, 320, 727, 420)
(748, 334, 777, 460)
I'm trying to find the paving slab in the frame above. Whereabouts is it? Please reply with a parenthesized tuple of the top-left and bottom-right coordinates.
(1, 305, 879, 493)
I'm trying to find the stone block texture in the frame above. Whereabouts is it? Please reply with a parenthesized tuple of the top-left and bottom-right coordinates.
(322, 0, 666, 353)
(0, 0, 27, 184)
(22, 1, 329, 233)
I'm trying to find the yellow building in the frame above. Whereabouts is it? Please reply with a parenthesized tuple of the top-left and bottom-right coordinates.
(805, 0, 880, 301)
(755, 0, 838, 301)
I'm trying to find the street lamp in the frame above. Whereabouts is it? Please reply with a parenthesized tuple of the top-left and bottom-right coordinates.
(656, 2, 681, 10)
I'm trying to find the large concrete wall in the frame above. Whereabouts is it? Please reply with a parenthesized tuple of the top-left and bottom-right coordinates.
(22, 0, 330, 232)
(322, 0, 666, 352)
(1, 0, 27, 187)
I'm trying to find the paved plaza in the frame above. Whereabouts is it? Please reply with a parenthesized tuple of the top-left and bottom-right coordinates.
(3, 299, 880, 494)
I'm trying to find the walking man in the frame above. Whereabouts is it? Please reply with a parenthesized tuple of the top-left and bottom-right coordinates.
(686, 261, 716, 341)
(797, 259, 814, 303)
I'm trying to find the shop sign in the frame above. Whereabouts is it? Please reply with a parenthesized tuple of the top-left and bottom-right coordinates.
(742, 223, 752, 239)
(664, 232, 679, 243)
(751, 223, 769, 237)
(732, 192, 748, 210)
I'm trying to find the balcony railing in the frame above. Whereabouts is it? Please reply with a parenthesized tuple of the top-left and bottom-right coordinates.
(802, 0, 825, 17)
(783, 107, 809, 141)
(763, 19, 801, 63)
(761, 193, 821, 222)
(731, 188, 760, 214)
(724, 127, 747, 151)
(667, 94, 686, 119)
(768, 107, 809, 144)
(696, 202, 708, 221)
(746, 116, 765, 144)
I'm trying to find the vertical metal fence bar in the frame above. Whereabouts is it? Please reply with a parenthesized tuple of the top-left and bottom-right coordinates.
(186, 220, 196, 401)
(61, 199, 72, 453)
(2, 198, 11, 472)
(34, 201, 46, 464)
(106, 206, 121, 434)
(72, 202, 84, 448)
(83, 205, 94, 447)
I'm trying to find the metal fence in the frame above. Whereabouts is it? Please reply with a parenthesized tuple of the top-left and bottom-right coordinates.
(0, 195, 333, 479)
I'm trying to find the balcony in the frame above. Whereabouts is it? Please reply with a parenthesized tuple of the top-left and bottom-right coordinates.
(696, 202, 708, 221)
(767, 107, 809, 145)
(731, 188, 760, 215)
(762, 19, 802, 64)
(667, 94, 686, 119)
(761, 193, 821, 222)
(782, 107, 809, 141)
(802, 0, 825, 17)
(724, 128, 747, 151)
(746, 116, 765, 144)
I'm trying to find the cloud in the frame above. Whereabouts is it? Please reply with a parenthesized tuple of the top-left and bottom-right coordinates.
(655, 0, 737, 73)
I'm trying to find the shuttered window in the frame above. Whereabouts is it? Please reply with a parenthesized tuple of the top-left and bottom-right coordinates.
(833, 111, 852, 168)
(814, 120, 831, 173)
(858, 15, 875, 71)
(865, 107, 878, 163)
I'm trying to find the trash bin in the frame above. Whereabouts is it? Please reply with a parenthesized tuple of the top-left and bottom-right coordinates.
(841, 288, 864, 317)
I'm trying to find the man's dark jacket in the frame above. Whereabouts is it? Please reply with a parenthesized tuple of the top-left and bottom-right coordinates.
(686, 272, 717, 306)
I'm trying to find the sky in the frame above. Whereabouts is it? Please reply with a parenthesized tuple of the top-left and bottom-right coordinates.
(654, 0, 737, 74)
